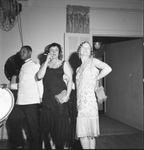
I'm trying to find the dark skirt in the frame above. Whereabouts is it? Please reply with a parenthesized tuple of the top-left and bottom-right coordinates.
(40, 102, 72, 149)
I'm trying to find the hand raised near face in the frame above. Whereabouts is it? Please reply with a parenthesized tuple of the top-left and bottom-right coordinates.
(45, 53, 52, 64)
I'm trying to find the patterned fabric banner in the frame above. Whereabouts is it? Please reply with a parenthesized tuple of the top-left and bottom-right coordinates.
(66, 5, 90, 33)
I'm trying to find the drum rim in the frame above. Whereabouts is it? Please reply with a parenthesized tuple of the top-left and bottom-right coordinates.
(0, 88, 14, 122)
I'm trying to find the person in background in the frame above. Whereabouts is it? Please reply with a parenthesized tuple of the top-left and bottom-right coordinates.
(0, 45, 43, 149)
(37, 42, 73, 149)
(75, 41, 112, 149)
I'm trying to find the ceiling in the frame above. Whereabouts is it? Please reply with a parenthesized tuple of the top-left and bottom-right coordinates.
(93, 36, 141, 44)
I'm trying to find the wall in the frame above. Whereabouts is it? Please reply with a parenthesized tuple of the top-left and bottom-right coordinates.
(90, 0, 143, 36)
(105, 39, 143, 131)
(0, 0, 143, 83)
(0, 29, 2, 82)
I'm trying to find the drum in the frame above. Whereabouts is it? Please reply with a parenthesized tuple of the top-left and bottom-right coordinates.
(0, 88, 14, 123)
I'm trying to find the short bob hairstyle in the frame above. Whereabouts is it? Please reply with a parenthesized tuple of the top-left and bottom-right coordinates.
(77, 41, 93, 58)
(44, 43, 63, 60)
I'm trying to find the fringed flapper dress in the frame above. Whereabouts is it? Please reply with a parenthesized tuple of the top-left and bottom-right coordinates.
(76, 59, 100, 139)
(41, 61, 72, 149)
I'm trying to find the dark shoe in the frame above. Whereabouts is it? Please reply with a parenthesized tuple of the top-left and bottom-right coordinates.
(9, 145, 25, 150)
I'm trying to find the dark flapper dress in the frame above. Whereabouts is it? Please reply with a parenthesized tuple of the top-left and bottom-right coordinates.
(40, 62, 72, 149)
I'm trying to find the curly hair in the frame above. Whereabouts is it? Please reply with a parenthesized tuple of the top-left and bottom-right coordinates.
(44, 42, 63, 60)
(77, 41, 93, 58)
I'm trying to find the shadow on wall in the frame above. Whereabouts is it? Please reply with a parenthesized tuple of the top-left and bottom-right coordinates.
(37, 52, 47, 65)
(68, 52, 81, 83)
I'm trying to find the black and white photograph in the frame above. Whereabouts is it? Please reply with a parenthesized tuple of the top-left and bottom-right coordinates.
(0, 0, 143, 149)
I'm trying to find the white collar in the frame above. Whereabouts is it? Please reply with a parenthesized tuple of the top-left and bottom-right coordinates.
(25, 58, 32, 63)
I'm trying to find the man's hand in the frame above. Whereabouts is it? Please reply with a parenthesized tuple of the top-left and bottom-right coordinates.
(0, 84, 7, 89)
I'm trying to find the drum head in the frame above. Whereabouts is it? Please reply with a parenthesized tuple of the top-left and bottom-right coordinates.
(0, 88, 14, 122)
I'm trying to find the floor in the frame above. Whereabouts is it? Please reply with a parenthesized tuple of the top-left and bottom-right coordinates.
(73, 113, 144, 149)
(0, 113, 143, 149)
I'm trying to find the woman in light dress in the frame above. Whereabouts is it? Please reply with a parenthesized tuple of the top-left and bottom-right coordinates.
(76, 41, 112, 149)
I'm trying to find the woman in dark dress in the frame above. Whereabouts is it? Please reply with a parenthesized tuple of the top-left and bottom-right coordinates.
(37, 43, 73, 149)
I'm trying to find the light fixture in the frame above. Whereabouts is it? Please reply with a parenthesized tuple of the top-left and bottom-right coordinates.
(0, 0, 22, 31)
(94, 42, 102, 50)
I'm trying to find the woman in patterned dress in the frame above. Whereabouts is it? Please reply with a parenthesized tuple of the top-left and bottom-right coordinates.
(76, 41, 112, 149)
